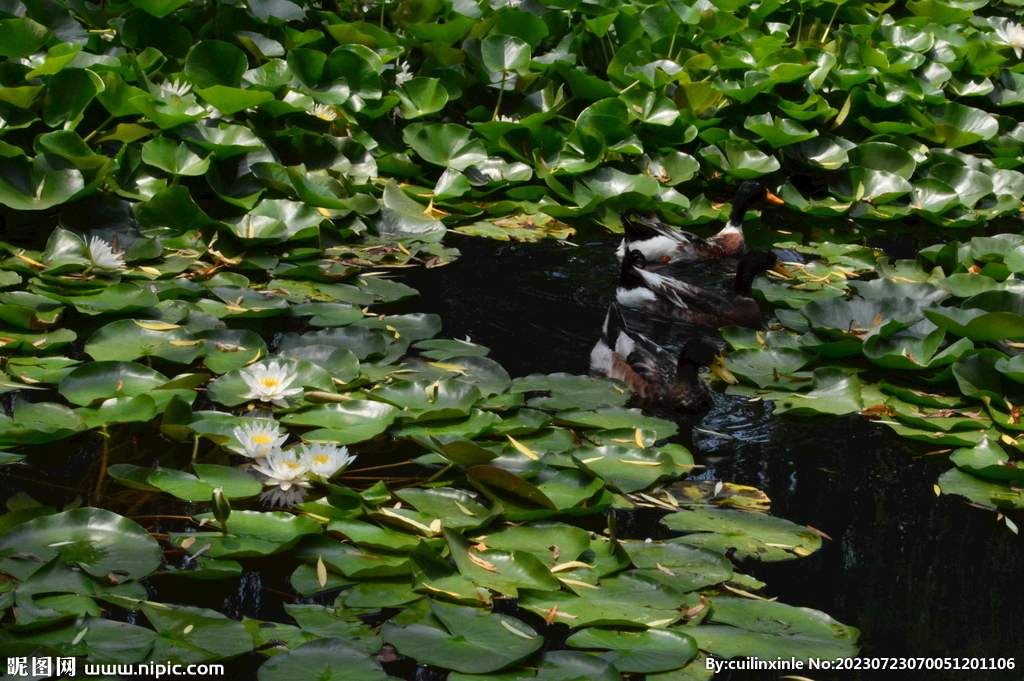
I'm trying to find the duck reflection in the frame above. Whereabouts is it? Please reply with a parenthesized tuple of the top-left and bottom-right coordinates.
(616, 247, 794, 328)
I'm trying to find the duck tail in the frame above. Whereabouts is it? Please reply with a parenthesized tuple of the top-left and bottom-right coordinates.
(604, 302, 628, 345)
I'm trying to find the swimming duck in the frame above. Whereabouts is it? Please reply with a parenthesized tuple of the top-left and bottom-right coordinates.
(616, 248, 793, 328)
(590, 304, 737, 415)
(616, 181, 784, 265)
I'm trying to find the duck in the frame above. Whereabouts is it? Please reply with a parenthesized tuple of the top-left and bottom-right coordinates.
(615, 181, 784, 265)
(616, 247, 793, 328)
(590, 304, 737, 415)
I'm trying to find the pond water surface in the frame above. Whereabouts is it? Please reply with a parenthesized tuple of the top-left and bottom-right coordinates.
(399, 233, 1024, 681)
(1, 224, 1020, 681)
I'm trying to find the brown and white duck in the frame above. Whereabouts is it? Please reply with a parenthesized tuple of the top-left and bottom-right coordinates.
(616, 181, 784, 265)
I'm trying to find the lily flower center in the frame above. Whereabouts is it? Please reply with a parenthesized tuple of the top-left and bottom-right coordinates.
(252, 435, 273, 444)
(261, 378, 280, 389)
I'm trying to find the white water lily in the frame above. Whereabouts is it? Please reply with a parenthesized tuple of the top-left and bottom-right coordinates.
(229, 420, 288, 459)
(159, 78, 192, 99)
(87, 237, 125, 270)
(239, 361, 303, 407)
(394, 60, 413, 86)
(995, 20, 1024, 58)
(308, 103, 339, 121)
(299, 441, 356, 480)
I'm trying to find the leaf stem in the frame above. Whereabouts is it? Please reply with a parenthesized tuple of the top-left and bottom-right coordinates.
(93, 427, 109, 506)
(83, 115, 114, 144)
(492, 70, 508, 121)
(425, 463, 453, 483)
(821, 2, 842, 44)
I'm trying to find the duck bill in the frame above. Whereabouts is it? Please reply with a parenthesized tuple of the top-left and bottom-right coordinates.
(770, 261, 795, 278)
(764, 190, 785, 205)
(709, 356, 738, 385)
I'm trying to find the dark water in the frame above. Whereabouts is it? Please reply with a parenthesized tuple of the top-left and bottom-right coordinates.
(400, 233, 1024, 681)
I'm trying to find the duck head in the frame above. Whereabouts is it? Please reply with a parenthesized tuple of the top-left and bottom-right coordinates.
(677, 337, 737, 385)
(734, 248, 793, 296)
(729, 181, 784, 226)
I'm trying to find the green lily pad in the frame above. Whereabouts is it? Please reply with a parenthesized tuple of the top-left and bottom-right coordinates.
(85, 319, 203, 363)
(170, 511, 323, 558)
(59, 361, 170, 406)
(949, 437, 1024, 484)
(143, 602, 254, 665)
(370, 378, 481, 421)
(256, 637, 387, 681)
(572, 445, 675, 494)
(381, 599, 542, 674)
(511, 373, 630, 410)
(395, 487, 498, 531)
(117, 463, 263, 502)
(517, 572, 687, 627)
(690, 597, 859, 662)
(0, 507, 162, 581)
(771, 369, 863, 417)
(937, 467, 1024, 510)
(0, 398, 86, 444)
(661, 508, 822, 561)
(196, 329, 267, 374)
(924, 101, 999, 148)
(283, 401, 398, 444)
(620, 540, 733, 592)
(566, 627, 698, 673)
(698, 140, 780, 179)
(445, 527, 561, 596)
(554, 408, 678, 439)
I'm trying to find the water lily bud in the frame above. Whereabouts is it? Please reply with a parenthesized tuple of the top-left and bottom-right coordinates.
(212, 487, 231, 533)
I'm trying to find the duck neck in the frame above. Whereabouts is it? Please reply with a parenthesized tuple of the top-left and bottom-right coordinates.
(675, 357, 699, 384)
(718, 218, 743, 237)
(734, 265, 756, 297)
(724, 200, 750, 234)
(619, 263, 644, 290)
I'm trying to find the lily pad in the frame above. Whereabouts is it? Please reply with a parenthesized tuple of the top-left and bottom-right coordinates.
(85, 320, 203, 364)
(0, 507, 162, 581)
(690, 597, 859, 662)
(661, 508, 822, 561)
(256, 637, 387, 681)
(566, 627, 698, 673)
(381, 599, 542, 674)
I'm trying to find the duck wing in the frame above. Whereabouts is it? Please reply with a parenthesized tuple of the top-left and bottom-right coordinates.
(622, 332, 676, 387)
(618, 213, 711, 262)
(635, 268, 731, 317)
(634, 215, 707, 247)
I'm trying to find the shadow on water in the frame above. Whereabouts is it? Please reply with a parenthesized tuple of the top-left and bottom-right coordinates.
(399, 233, 1024, 681)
